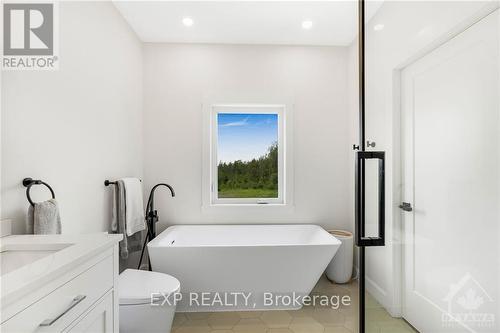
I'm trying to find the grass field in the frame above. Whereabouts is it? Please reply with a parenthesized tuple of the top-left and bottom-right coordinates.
(218, 188, 278, 198)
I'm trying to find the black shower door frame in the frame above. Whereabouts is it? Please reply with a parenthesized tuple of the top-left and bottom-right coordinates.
(355, 0, 387, 332)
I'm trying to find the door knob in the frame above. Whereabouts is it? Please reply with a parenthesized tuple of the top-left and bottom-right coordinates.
(399, 202, 412, 212)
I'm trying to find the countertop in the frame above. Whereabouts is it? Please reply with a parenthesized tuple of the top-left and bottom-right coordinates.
(0, 233, 122, 309)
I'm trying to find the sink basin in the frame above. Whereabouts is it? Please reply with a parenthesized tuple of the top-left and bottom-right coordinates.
(0, 243, 72, 276)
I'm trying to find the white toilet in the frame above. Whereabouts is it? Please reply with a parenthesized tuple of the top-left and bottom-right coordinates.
(118, 269, 180, 333)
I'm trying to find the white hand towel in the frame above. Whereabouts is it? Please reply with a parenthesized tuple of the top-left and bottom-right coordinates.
(26, 199, 62, 234)
(122, 178, 145, 236)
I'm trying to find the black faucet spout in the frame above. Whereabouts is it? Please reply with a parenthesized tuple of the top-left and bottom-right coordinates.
(145, 183, 175, 228)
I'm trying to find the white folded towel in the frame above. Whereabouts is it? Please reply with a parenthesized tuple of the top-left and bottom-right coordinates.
(122, 178, 145, 236)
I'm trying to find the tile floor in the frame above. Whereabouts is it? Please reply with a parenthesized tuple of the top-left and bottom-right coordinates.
(172, 275, 418, 333)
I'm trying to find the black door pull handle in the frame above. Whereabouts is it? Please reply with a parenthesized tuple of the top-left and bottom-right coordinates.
(355, 151, 385, 247)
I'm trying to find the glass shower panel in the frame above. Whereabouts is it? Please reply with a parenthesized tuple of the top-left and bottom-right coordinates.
(359, 1, 500, 332)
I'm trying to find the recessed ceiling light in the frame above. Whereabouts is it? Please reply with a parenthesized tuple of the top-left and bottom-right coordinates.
(374, 24, 385, 31)
(182, 17, 194, 27)
(302, 20, 313, 30)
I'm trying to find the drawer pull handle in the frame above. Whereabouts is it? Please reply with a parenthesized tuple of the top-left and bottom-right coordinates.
(39, 295, 86, 327)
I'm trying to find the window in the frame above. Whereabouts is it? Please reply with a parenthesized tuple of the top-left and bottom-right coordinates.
(211, 105, 285, 205)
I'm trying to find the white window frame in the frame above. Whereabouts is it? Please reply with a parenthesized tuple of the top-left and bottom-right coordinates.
(210, 104, 285, 205)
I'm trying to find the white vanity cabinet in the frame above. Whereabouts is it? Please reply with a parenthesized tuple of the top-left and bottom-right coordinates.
(0, 234, 122, 333)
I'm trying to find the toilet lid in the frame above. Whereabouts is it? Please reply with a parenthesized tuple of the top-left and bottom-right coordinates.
(118, 269, 180, 305)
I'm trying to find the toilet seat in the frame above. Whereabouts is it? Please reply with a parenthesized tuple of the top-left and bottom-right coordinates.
(118, 269, 180, 305)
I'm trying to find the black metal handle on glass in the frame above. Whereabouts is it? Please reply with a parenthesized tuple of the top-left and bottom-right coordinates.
(138, 183, 175, 271)
(355, 151, 385, 247)
(23, 178, 56, 207)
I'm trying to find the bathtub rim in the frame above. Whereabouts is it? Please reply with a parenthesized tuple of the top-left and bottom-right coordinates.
(147, 224, 341, 248)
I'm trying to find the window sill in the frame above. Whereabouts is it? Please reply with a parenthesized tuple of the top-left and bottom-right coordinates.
(211, 203, 286, 207)
(201, 202, 295, 215)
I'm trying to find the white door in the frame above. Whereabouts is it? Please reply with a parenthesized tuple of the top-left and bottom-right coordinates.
(402, 9, 499, 333)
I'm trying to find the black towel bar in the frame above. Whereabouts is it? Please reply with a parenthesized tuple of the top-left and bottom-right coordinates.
(23, 178, 55, 206)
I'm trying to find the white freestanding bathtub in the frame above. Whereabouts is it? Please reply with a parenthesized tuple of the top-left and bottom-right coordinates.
(148, 224, 341, 312)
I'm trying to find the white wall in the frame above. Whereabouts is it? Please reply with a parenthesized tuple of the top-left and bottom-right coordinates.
(143, 43, 352, 232)
(1, 2, 143, 234)
(349, 0, 495, 315)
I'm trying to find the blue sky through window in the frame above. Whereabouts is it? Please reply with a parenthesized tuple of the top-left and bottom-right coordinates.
(218, 113, 278, 163)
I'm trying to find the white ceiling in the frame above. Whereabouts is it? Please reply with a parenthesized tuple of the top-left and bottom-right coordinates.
(113, 1, 383, 46)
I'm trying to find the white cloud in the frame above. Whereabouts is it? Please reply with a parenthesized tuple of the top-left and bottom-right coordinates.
(220, 117, 249, 127)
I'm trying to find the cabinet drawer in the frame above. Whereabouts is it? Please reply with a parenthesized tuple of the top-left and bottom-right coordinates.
(63, 291, 114, 333)
(1, 255, 113, 333)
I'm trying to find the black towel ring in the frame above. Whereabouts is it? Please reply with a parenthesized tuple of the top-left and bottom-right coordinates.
(23, 178, 56, 207)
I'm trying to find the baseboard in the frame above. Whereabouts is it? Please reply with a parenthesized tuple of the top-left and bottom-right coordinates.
(365, 274, 390, 311)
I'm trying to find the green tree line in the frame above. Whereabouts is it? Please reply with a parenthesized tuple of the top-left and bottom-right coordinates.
(218, 143, 278, 196)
